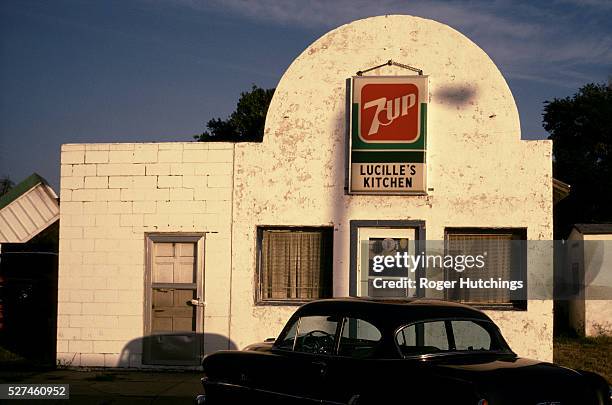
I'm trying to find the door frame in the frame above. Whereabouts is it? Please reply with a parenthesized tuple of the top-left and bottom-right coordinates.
(349, 220, 425, 297)
(143, 232, 206, 365)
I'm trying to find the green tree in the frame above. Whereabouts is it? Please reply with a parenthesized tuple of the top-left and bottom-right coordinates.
(544, 82, 612, 238)
(195, 85, 275, 142)
(0, 175, 14, 196)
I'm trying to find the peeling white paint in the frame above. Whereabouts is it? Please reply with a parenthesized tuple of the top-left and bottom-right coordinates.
(232, 15, 553, 360)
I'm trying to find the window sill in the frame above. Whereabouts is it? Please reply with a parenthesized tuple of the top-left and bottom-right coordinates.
(468, 303, 527, 311)
(255, 299, 322, 306)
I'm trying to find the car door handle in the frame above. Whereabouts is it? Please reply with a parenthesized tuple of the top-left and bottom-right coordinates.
(312, 360, 327, 375)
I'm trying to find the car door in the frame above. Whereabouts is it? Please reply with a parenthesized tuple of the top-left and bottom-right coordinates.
(255, 315, 343, 403)
(317, 317, 384, 404)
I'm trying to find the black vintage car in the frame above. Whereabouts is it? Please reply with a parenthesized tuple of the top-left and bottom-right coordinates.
(197, 298, 610, 404)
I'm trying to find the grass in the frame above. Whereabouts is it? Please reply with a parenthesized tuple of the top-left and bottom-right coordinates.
(554, 334, 612, 383)
(0, 346, 24, 362)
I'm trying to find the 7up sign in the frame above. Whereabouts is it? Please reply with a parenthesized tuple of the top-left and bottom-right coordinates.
(349, 76, 428, 194)
(361, 83, 419, 141)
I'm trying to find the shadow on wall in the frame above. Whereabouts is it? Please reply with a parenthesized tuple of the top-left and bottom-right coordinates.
(434, 85, 478, 107)
(118, 333, 237, 368)
(325, 80, 353, 297)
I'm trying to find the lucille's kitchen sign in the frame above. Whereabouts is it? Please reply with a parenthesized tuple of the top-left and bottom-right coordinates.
(349, 75, 428, 194)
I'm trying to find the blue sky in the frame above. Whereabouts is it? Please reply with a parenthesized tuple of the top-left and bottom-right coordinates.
(1, 0, 610, 190)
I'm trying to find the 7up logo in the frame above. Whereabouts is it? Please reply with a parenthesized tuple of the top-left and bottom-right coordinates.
(359, 83, 420, 143)
(364, 94, 416, 135)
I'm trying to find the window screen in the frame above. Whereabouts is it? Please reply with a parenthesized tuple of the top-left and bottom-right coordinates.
(445, 229, 525, 306)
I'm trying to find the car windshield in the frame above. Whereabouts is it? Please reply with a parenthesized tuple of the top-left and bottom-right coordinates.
(395, 319, 510, 357)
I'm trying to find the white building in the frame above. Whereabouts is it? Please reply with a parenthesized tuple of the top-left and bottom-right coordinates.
(57, 15, 554, 368)
(565, 224, 612, 336)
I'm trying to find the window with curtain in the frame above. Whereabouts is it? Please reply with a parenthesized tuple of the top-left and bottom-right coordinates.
(445, 229, 526, 308)
(258, 227, 333, 303)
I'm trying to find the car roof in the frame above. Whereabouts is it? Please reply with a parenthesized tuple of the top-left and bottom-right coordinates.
(294, 298, 492, 325)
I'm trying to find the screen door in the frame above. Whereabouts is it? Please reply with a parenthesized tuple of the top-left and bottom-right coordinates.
(356, 227, 417, 298)
(144, 235, 205, 365)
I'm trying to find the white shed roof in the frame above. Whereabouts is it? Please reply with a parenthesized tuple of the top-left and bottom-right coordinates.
(573, 223, 612, 235)
(0, 173, 59, 243)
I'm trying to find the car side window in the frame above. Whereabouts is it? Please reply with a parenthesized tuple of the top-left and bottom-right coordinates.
(338, 318, 381, 358)
(292, 316, 340, 355)
(396, 320, 449, 356)
(396, 319, 500, 357)
(451, 320, 491, 351)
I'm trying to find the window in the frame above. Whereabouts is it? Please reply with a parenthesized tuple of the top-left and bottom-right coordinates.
(395, 319, 507, 358)
(452, 320, 491, 351)
(396, 321, 448, 355)
(257, 227, 333, 303)
(338, 318, 382, 358)
(445, 228, 526, 308)
(356, 227, 417, 298)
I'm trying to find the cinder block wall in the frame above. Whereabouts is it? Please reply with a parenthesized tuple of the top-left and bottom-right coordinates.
(57, 142, 234, 367)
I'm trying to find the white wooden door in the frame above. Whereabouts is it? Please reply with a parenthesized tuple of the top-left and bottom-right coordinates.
(356, 227, 417, 298)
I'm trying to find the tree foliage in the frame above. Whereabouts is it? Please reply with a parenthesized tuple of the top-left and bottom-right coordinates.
(544, 82, 612, 238)
(195, 85, 275, 142)
(0, 175, 14, 196)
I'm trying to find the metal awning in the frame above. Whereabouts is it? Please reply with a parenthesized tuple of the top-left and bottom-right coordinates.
(0, 173, 59, 243)
(553, 178, 571, 205)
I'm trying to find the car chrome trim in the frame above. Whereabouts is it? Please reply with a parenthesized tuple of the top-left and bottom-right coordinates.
(335, 316, 346, 354)
(203, 379, 346, 404)
(411, 350, 514, 361)
(203, 380, 247, 390)
(348, 394, 360, 405)
(293, 317, 302, 351)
